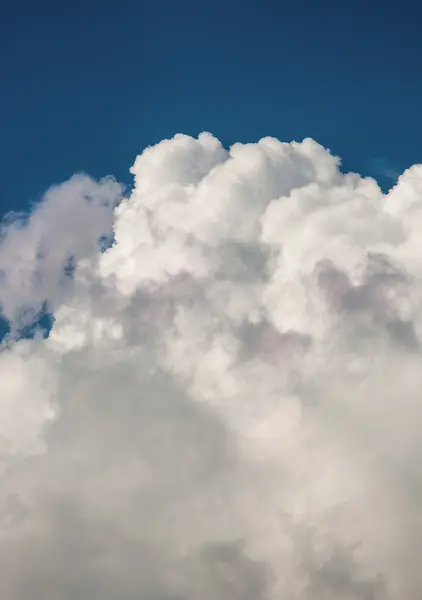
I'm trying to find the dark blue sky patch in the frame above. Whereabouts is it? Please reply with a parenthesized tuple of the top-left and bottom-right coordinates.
(0, 0, 421, 220)
(0, 305, 54, 345)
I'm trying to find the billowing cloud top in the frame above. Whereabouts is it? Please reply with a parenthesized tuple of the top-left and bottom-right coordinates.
(1, 132, 422, 599)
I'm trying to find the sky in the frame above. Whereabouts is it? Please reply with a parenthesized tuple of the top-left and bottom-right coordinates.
(3, 2, 422, 599)
(1, 0, 422, 218)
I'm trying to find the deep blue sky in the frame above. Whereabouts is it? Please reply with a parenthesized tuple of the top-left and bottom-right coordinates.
(1, 0, 421, 218)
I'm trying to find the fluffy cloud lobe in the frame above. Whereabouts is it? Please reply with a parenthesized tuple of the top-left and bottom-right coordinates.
(1, 132, 422, 599)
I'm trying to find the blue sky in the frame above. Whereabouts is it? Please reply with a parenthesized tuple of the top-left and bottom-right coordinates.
(0, 0, 421, 218)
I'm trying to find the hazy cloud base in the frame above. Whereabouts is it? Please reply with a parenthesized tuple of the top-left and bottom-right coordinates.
(1, 133, 422, 598)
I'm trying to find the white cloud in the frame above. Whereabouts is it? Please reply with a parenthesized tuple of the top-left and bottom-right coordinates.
(0, 174, 123, 330)
(1, 133, 422, 598)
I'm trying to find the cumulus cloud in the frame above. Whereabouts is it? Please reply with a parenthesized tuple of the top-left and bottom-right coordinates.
(1, 132, 422, 598)
(0, 174, 123, 330)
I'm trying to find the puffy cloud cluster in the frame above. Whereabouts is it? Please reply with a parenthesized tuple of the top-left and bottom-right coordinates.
(1, 132, 422, 598)
(0, 174, 123, 330)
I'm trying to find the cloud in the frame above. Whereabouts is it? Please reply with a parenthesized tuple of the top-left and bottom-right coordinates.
(0, 174, 123, 331)
(1, 132, 422, 598)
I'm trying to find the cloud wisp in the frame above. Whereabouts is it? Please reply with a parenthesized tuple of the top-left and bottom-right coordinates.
(1, 132, 422, 599)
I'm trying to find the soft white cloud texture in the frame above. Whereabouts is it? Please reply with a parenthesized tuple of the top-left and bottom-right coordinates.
(1, 132, 422, 598)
